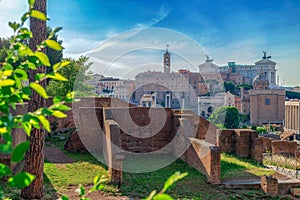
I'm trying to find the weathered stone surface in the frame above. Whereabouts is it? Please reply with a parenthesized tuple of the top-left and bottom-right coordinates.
(261, 176, 278, 197)
(290, 188, 300, 197)
(216, 129, 235, 153)
(250, 138, 263, 164)
(185, 138, 220, 184)
(64, 131, 87, 153)
(271, 141, 298, 155)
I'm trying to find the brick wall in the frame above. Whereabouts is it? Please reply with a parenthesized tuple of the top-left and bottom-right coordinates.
(182, 110, 218, 141)
(105, 107, 178, 153)
(271, 141, 298, 155)
(261, 176, 278, 196)
(47, 97, 133, 130)
(259, 136, 273, 153)
(216, 129, 263, 163)
(184, 138, 220, 184)
(216, 129, 235, 153)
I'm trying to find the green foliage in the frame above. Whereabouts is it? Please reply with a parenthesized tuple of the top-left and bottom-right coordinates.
(209, 106, 240, 129)
(239, 113, 250, 124)
(145, 172, 188, 200)
(46, 56, 95, 97)
(256, 126, 267, 134)
(0, 1, 73, 198)
(224, 81, 236, 94)
(237, 84, 253, 90)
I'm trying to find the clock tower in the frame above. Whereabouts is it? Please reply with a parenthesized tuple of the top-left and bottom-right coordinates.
(164, 45, 170, 73)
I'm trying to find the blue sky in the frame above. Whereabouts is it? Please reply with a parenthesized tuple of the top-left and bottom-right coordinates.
(1, 0, 300, 85)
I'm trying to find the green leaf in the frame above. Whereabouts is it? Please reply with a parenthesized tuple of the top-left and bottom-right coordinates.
(0, 127, 8, 134)
(46, 72, 67, 81)
(53, 27, 63, 33)
(145, 190, 157, 200)
(53, 97, 62, 104)
(53, 60, 70, 71)
(30, 82, 48, 99)
(65, 92, 75, 102)
(153, 194, 173, 200)
(45, 40, 62, 51)
(34, 51, 50, 66)
(30, 10, 47, 21)
(37, 115, 50, 132)
(8, 172, 35, 189)
(162, 172, 188, 193)
(76, 185, 85, 197)
(8, 21, 20, 32)
(93, 176, 100, 185)
(0, 79, 15, 87)
(17, 43, 34, 56)
(3, 70, 13, 76)
(52, 111, 67, 118)
(61, 195, 69, 200)
(11, 141, 30, 163)
(28, 0, 36, 7)
(22, 122, 32, 136)
(21, 12, 30, 23)
(57, 105, 71, 111)
(35, 73, 46, 81)
(15, 69, 28, 80)
(2, 63, 13, 70)
(0, 163, 12, 177)
(0, 142, 12, 154)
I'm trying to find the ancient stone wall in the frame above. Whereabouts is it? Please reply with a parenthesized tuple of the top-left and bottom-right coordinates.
(182, 110, 218, 141)
(106, 107, 177, 153)
(261, 176, 278, 197)
(216, 129, 263, 163)
(102, 110, 124, 184)
(47, 97, 133, 130)
(260, 136, 273, 153)
(183, 138, 220, 184)
(216, 129, 235, 153)
(271, 141, 298, 155)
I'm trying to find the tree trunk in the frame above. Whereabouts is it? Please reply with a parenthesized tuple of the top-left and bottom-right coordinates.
(21, 0, 47, 199)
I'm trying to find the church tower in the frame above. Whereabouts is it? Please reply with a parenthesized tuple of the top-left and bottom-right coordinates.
(164, 45, 170, 73)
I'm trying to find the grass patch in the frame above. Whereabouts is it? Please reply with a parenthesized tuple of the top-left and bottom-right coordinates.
(221, 153, 275, 179)
(121, 155, 226, 200)
(44, 160, 109, 191)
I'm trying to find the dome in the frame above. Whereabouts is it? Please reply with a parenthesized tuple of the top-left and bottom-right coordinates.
(253, 69, 269, 90)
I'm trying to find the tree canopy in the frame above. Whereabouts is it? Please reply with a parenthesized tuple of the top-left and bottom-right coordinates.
(46, 56, 94, 97)
(209, 106, 240, 129)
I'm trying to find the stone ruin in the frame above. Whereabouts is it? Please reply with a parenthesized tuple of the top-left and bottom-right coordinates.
(2, 97, 300, 196)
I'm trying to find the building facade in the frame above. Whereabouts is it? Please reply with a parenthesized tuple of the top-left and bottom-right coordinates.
(249, 70, 285, 125)
(197, 91, 235, 118)
(133, 47, 198, 111)
(219, 52, 278, 88)
(285, 100, 300, 139)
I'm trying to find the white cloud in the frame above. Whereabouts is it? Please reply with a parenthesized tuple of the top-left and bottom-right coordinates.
(0, 0, 28, 37)
(135, 4, 171, 28)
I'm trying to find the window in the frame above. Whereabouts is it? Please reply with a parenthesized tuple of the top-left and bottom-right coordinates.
(265, 98, 270, 105)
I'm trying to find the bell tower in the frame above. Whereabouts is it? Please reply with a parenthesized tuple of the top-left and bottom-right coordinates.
(164, 44, 170, 73)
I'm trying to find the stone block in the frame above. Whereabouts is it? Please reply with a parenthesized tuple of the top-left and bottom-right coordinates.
(261, 176, 278, 197)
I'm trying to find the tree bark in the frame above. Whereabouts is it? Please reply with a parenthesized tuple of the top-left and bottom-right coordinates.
(21, 0, 47, 199)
